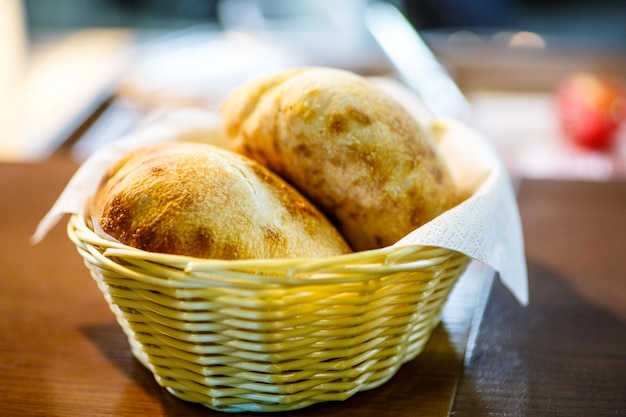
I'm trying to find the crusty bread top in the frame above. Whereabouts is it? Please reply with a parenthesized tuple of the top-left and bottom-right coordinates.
(89, 141, 351, 259)
(221, 67, 459, 251)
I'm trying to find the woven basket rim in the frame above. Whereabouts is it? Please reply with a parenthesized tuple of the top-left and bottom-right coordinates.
(67, 212, 463, 287)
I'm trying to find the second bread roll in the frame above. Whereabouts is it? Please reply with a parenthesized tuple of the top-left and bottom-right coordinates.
(221, 67, 459, 251)
(89, 141, 351, 259)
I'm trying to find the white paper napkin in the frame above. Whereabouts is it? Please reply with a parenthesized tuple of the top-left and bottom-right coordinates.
(394, 118, 528, 305)
(31, 108, 225, 245)
(33, 97, 527, 306)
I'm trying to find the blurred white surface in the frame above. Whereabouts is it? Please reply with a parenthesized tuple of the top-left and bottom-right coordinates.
(0, 0, 28, 161)
(0, 28, 133, 162)
(469, 91, 626, 180)
(217, 0, 378, 71)
(366, 2, 470, 122)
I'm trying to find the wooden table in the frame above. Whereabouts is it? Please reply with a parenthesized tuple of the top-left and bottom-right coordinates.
(1, 154, 625, 416)
(453, 179, 626, 417)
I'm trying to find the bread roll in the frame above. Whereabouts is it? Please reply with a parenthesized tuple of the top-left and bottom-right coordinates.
(221, 67, 458, 251)
(89, 141, 351, 259)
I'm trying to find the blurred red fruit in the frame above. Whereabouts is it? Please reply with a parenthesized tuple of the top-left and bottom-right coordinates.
(555, 72, 626, 149)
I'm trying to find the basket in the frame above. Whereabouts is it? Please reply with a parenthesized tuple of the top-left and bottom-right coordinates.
(67, 212, 470, 413)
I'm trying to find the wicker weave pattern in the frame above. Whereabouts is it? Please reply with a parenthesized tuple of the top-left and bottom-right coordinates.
(68, 213, 469, 413)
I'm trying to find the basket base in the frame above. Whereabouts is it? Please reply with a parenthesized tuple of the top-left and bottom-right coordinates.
(127, 312, 447, 413)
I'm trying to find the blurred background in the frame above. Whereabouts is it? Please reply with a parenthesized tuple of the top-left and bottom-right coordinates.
(2, 0, 626, 178)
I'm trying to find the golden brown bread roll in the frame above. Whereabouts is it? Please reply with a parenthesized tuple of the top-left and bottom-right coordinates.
(89, 141, 351, 259)
(221, 67, 459, 251)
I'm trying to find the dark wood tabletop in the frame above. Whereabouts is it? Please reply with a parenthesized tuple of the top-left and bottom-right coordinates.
(454, 179, 626, 417)
(1, 154, 625, 416)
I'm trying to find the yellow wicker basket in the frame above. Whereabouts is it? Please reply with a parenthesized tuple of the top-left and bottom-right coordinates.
(67, 212, 470, 413)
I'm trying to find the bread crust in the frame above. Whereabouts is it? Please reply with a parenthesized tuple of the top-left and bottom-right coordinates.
(89, 142, 351, 259)
(221, 67, 459, 250)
